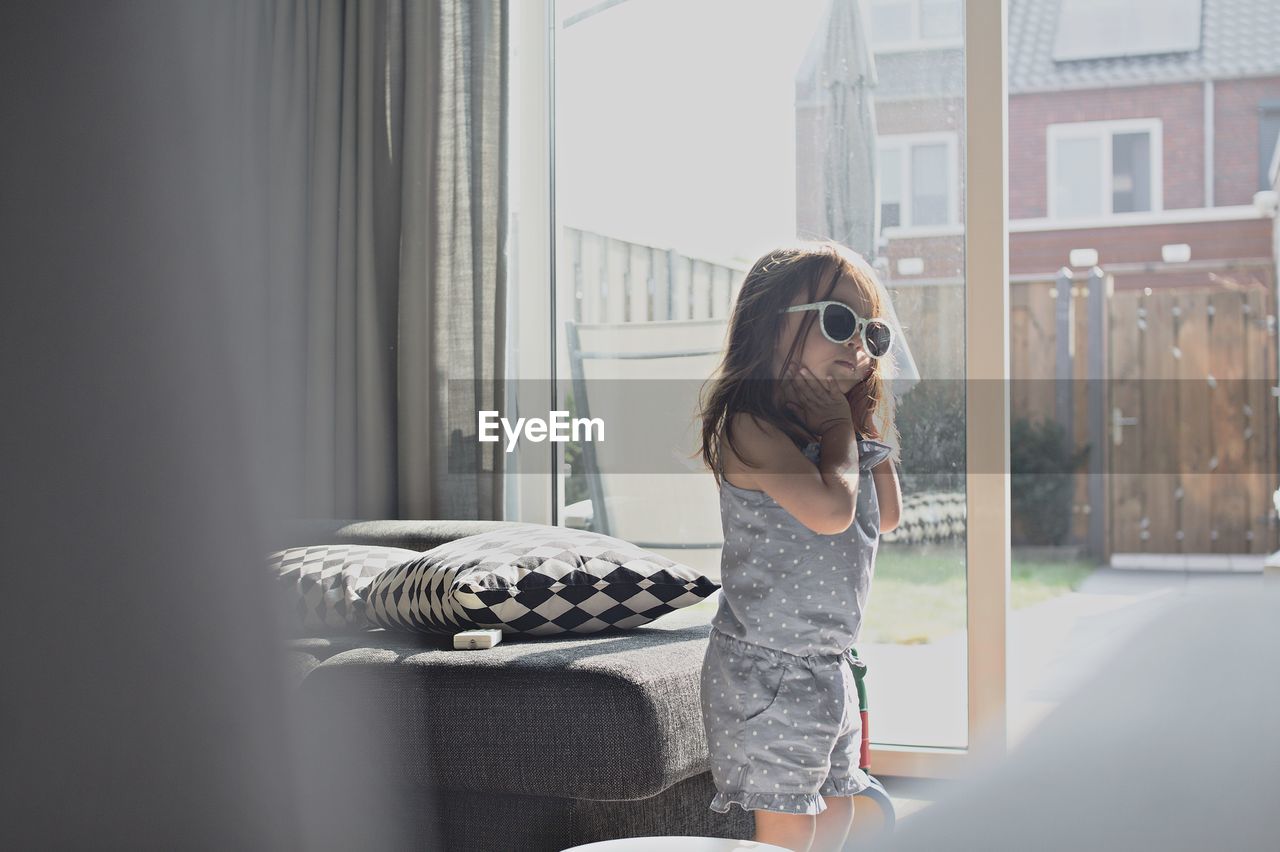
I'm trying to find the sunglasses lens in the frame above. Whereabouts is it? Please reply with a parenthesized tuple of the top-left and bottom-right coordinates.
(822, 304, 858, 342)
(865, 320, 893, 358)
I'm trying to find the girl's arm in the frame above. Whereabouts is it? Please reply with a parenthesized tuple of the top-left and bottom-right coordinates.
(872, 459, 901, 533)
(846, 379, 900, 533)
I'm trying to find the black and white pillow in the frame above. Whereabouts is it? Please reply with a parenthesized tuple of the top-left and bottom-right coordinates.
(362, 524, 720, 636)
(269, 544, 424, 635)
(883, 491, 966, 545)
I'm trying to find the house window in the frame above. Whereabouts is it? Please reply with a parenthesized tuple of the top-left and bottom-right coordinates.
(880, 148, 903, 227)
(879, 133, 958, 229)
(870, 0, 962, 50)
(1047, 119, 1162, 219)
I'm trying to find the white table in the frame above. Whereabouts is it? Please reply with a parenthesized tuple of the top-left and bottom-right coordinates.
(560, 838, 791, 852)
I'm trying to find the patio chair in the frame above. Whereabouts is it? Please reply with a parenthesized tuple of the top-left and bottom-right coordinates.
(563, 317, 728, 577)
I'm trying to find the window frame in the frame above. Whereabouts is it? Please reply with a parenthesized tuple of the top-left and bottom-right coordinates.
(1046, 117, 1164, 220)
(870, 0, 965, 53)
(879, 130, 961, 234)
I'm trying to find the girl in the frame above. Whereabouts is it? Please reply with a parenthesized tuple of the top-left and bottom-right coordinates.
(696, 240, 903, 852)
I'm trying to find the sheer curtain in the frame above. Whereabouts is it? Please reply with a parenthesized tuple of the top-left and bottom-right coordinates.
(231, 0, 509, 523)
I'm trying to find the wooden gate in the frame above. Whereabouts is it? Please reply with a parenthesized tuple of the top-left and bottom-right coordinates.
(1108, 284, 1278, 559)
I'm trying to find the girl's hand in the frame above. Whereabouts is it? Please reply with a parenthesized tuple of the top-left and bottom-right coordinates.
(782, 364, 853, 437)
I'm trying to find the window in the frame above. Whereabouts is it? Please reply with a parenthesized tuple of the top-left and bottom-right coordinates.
(1111, 132, 1151, 213)
(1047, 119, 1162, 219)
(878, 132, 958, 229)
(880, 148, 902, 227)
(870, 0, 962, 51)
(1259, 100, 1280, 191)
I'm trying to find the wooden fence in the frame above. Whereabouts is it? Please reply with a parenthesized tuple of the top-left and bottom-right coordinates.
(559, 228, 1279, 555)
(840, 264, 1278, 556)
(560, 228, 749, 323)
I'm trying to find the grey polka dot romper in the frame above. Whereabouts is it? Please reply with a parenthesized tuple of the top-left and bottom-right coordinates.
(701, 433, 893, 816)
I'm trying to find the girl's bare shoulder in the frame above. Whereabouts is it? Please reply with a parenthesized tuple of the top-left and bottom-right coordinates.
(721, 412, 809, 491)
(721, 412, 852, 535)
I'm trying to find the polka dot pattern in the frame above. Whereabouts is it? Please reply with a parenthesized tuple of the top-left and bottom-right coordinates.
(700, 624, 875, 815)
(711, 439, 881, 657)
(700, 438, 885, 813)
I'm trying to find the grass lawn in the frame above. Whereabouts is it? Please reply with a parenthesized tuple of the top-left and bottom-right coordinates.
(860, 548, 1096, 644)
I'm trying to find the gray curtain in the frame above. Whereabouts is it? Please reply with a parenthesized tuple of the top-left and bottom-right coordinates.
(232, 0, 508, 523)
(4, 3, 509, 846)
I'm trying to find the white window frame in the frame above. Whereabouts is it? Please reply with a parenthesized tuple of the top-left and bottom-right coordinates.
(506, 0, 557, 526)
(1046, 117, 1164, 221)
(869, 0, 965, 53)
(879, 131, 960, 234)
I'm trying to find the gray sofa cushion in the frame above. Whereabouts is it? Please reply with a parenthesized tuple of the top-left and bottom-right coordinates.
(278, 519, 720, 801)
(289, 602, 717, 801)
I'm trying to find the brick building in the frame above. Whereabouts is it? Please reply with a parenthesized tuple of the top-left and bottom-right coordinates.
(797, 0, 1280, 293)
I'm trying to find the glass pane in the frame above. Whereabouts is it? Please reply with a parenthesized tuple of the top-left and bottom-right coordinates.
(880, 147, 903, 202)
(870, 0, 913, 43)
(1258, 108, 1280, 190)
(920, 0, 963, 40)
(880, 147, 902, 228)
(910, 142, 949, 225)
(1111, 131, 1151, 213)
(1006, 0, 1278, 757)
(1054, 136, 1102, 218)
(555, 0, 968, 752)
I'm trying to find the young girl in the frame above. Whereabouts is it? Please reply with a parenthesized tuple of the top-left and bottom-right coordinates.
(696, 240, 903, 852)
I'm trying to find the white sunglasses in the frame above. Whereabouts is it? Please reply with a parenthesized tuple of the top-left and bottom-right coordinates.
(780, 301, 894, 359)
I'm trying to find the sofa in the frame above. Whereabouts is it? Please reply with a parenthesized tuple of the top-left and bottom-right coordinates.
(273, 519, 753, 852)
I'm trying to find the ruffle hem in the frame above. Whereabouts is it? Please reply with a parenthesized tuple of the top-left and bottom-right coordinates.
(817, 767, 875, 798)
(707, 768, 876, 815)
(709, 790, 828, 815)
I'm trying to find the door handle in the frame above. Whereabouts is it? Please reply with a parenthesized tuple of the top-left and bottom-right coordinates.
(1112, 406, 1139, 446)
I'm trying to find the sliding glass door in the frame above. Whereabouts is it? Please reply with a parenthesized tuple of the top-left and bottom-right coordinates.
(510, 0, 1010, 778)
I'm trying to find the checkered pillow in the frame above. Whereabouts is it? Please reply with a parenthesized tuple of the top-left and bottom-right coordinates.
(268, 544, 424, 635)
(882, 490, 967, 545)
(362, 524, 721, 636)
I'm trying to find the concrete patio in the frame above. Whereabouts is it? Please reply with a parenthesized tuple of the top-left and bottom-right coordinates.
(872, 565, 1274, 830)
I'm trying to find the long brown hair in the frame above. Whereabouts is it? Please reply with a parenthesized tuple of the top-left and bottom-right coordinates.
(693, 239, 901, 488)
